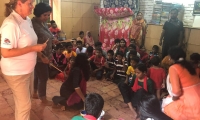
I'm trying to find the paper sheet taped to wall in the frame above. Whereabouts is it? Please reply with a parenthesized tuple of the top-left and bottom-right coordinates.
(193, 16, 200, 28)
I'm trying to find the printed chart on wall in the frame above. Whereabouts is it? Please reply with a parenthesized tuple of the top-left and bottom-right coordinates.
(193, 1, 200, 14)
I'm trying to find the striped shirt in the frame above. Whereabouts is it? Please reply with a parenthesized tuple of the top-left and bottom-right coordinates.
(115, 59, 127, 77)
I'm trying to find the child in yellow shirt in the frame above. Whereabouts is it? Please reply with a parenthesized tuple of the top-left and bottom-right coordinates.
(62, 42, 77, 61)
(125, 56, 140, 85)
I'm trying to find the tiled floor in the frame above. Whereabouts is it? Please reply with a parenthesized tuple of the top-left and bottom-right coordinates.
(0, 72, 137, 120)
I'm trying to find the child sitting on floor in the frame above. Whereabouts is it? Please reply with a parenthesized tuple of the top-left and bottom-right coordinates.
(94, 41, 107, 57)
(149, 45, 159, 60)
(116, 39, 128, 58)
(126, 56, 140, 85)
(111, 51, 128, 84)
(190, 53, 200, 77)
(63, 42, 77, 61)
(126, 44, 140, 59)
(49, 43, 66, 79)
(55, 56, 75, 82)
(147, 56, 166, 100)
(76, 41, 87, 54)
(72, 93, 104, 120)
(88, 48, 105, 80)
(104, 50, 115, 80)
(86, 46, 94, 58)
(49, 20, 61, 39)
(112, 38, 120, 54)
(127, 49, 140, 66)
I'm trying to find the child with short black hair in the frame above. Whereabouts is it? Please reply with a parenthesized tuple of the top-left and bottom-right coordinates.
(76, 41, 87, 54)
(125, 56, 140, 85)
(149, 45, 159, 60)
(104, 50, 115, 80)
(127, 49, 140, 66)
(86, 46, 94, 58)
(116, 39, 128, 58)
(94, 41, 107, 57)
(63, 42, 77, 60)
(111, 51, 128, 84)
(49, 43, 67, 79)
(88, 48, 105, 80)
(147, 56, 166, 100)
(126, 44, 140, 59)
(72, 93, 104, 120)
(190, 53, 200, 77)
(112, 38, 121, 54)
(49, 20, 61, 39)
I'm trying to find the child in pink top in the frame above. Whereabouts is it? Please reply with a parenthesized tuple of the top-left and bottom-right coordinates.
(147, 56, 166, 100)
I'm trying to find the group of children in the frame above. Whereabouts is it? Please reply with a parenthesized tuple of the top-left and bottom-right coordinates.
(50, 35, 200, 116)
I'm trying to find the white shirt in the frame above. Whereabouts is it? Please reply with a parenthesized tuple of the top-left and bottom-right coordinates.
(76, 47, 87, 54)
(0, 11, 37, 75)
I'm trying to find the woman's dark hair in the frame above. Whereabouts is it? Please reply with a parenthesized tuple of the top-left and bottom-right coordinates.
(135, 63, 147, 73)
(50, 20, 55, 25)
(168, 46, 196, 75)
(5, 0, 27, 17)
(79, 31, 84, 35)
(190, 53, 200, 64)
(34, 2, 52, 17)
(114, 38, 120, 44)
(72, 53, 90, 81)
(64, 42, 73, 48)
(138, 94, 172, 120)
(107, 50, 114, 56)
(152, 45, 159, 52)
(151, 56, 160, 66)
(85, 93, 104, 118)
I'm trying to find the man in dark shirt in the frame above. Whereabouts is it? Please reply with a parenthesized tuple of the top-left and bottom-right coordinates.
(159, 8, 184, 59)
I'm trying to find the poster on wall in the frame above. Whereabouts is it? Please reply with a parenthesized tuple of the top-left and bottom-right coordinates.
(193, 1, 200, 15)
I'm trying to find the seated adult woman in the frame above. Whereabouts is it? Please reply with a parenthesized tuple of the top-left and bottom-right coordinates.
(52, 53, 90, 110)
(118, 63, 154, 115)
(162, 46, 200, 119)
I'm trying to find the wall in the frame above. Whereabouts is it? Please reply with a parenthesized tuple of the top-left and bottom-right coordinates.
(0, 0, 10, 25)
(60, 0, 100, 41)
(145, 24, 200, 59)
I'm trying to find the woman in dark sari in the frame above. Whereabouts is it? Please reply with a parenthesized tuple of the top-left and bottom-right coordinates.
(52, 53, 90, 110)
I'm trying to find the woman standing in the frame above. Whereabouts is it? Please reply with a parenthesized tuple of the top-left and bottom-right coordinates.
(129, 12, 146, 48)
(32, 3, 56, 104)
(0, 0, 47, 120)
(84, 31, 94, 48)
(162, 47, 200, 119)
(52, 53, 90, 110)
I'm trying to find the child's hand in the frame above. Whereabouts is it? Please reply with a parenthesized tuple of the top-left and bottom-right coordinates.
(110, 74, 114, 79)
(161, 83, 165, 88)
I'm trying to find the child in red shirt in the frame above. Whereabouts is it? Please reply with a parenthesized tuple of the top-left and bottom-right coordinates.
(147, 56, 166, 100)
(49, 20, 61, 39)
(88, 48, 105, 80)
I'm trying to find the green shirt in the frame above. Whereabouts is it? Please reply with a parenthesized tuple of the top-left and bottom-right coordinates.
(72, 116, 85, 120)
